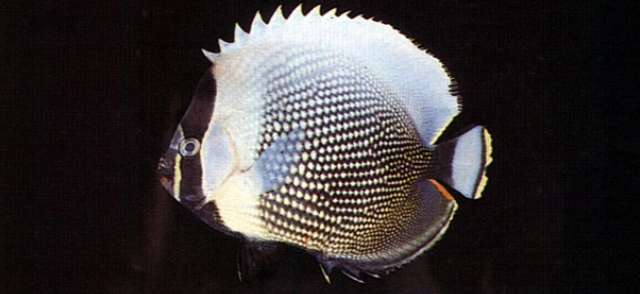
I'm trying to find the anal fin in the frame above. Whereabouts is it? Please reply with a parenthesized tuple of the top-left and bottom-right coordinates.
(321, 180, 457, 275)
(374, 179, 458, 269)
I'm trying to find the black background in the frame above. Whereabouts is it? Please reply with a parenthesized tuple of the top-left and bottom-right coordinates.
(4, 0, 630, 293)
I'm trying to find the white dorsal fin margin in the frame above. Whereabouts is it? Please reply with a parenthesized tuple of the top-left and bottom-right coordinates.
(201, 48, 217, 62)
(250, 11, 266, 34)
(270, 6, 285, 25)
(289, 4, 304, 20)
(308, 5, 322, 16)
(234, 23, 248, 44)
(324, 8, 338, 17)
(218, 39, 229, 50)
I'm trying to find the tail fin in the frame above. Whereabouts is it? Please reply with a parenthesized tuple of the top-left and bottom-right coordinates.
(430, 126, 493, 199)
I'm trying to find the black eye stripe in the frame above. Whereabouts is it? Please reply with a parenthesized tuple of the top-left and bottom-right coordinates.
(180, 67, 217, 138)
(177, 67, 222, 225)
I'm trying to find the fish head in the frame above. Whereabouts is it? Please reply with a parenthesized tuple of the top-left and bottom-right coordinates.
(157, 61, 272, 238)
(157, 68, 238, 231)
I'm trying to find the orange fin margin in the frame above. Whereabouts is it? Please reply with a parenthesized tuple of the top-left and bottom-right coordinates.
(428, 179, 455, 201)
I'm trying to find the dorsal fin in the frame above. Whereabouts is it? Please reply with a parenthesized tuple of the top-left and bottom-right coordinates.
(206, 6, 460, 145)
(288, 4, 304, 20)
(270, 5, 286, 24)
(233, 23, 248, 45)
(201, 48, 217, 62)
(217, 39, 229, 51)
(250, 11, 266, 34)
(324, 8, 338, 17)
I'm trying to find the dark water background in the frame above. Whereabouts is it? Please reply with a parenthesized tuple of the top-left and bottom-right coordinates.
(5, 0, 627, 293)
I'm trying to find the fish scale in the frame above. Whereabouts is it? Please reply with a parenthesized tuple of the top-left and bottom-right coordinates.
(252, 47, 432, 259)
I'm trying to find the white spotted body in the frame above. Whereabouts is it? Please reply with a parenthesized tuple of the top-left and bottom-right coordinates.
(158, 5, 493, 280)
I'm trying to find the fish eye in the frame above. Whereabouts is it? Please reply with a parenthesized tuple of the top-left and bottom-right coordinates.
(179, 138, 200, 157)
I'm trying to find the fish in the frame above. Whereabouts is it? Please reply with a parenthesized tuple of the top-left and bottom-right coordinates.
(157, 5, 492, 282)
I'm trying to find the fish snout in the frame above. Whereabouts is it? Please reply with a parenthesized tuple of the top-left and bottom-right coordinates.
(158, 124, 185, 197)
(157, 154, 175, 195)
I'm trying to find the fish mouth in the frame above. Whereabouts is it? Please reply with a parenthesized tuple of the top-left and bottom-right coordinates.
(157, 155, 175, 194)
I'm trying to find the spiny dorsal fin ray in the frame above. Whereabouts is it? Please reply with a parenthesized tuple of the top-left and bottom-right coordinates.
(324, 8, 338, 17)
(201, 48, 217, 62)
(270, 5, 285, 24)
(217, 39, 229, 50)
(250, 11, 266, 33)
(308, 5, 322, 16)
(288, 4, 304, 20)
(208, 5, 460, 145)
(234, 23, 248, 44)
